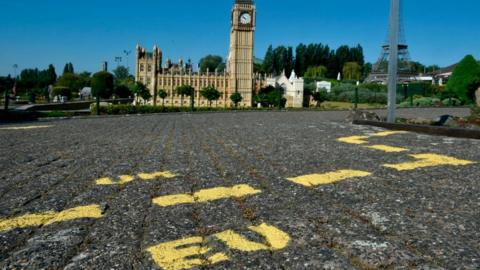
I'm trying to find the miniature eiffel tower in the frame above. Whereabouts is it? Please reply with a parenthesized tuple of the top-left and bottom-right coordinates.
(366, 1, 415, 84)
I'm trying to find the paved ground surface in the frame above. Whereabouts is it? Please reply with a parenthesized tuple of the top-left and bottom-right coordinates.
(0, 110, 478, 270)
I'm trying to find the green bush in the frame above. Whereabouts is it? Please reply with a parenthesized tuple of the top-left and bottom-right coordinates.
(399, 96, 443, 108)
(446, 55, 480, 104)
(442, 98, 462, 106)
(51, 87, 72, 99)
(91, 71, 114, 99)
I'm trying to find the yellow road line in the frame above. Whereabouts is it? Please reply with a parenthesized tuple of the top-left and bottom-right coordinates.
(371, 131, 408, 137)
(287, 170, 372, 187)
(365, 144, 409, 153)
(337, 136, 369, 145)
(96, 175, 135, 185)
(0, 204, 103, 232)
(384, 153, 475, 171)
(0, 125, 52, 130)
(138, 171, 177, 180)
(215, 223, 290, 251)
(152, 184, 261, 207)
(147, 223, 290, 270)
(96, 171, 176, 185)
(147, 236, 228, 270)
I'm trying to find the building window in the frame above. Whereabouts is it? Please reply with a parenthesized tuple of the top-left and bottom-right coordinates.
(140, 64, 145, 72)
(140, 77, 144, 82)
(148, 65, 152, 72)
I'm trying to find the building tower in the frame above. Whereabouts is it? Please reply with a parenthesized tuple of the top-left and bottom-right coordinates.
(229, 0, 256, 106)
(366, 0, 414, 84)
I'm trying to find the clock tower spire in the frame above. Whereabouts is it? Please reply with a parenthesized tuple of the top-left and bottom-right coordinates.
(229, 0, 256, 106)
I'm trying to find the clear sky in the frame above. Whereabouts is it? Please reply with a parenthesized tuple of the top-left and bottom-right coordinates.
(0, 0, 479, 76)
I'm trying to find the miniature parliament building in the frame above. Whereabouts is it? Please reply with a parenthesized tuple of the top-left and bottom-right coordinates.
(135, 0, 304, 108)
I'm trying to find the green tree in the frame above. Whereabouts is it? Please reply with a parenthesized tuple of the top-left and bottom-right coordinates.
(113, 66, 129, 81)
(63, 62, 74, 75)
(131, 82, 151, 104)
(158, 89, 168, 106)
(254, 85, 285, 108)
(51, 87, 72, 100)
(199, 55, 225, 73)
(312, 91, 328, 107)
(175, 85, 194, 107)
(20, 68, 40, 91)
(295, 44, 307, 76)
(200, 86, 221, 107)
(363, 62, 373, 80)
(40, 64, 57, 86)
(343, 62, 362, 81)
(446, 55, 480, 103)
(262, 45, 275, 75)
(55, 73, 83, 93)
(230, 92, 243, 108)
(114, 85, 132, 98)
(304, 66, 327, 79)
(91, 71, 114, 99)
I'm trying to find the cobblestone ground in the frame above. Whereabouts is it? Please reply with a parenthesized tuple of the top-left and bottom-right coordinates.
(0, 111, 478, 270)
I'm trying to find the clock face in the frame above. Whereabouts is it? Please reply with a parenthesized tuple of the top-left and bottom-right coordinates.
(239, 12, 251, 25)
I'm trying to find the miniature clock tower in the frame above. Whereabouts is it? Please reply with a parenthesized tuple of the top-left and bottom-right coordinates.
(229, 0, 256, 106)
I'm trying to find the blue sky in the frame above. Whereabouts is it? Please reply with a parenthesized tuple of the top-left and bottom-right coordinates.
(0, 0, 479, 76)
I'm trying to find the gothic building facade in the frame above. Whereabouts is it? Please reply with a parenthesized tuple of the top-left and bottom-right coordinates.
(135, 0, 259, 108)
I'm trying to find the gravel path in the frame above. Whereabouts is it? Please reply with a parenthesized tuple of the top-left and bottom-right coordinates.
(0, 111, 478, 269)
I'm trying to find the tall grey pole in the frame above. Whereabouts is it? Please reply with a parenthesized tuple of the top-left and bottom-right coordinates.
(387, 0, 400, 123)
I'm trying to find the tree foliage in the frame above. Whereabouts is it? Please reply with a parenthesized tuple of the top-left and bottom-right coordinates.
(91, 71, 114, 99)
(312, 91, 328, 107)
(446, 55, 480, 103)
(304, 66, 327, 80)
(230, 92, 243, 107)
(262, 43, 364, 79)
(55, 73, 84, 92)
(63, 62, 74, 75)
(131, 82, 151, 103)
(199, 55, 225, 73)
(342, 62, 362, 81)
(114, 85, 132, 98)
(200, 86, 221, 107)
(262, 46, 294, 77)
(254, 85, 286, 108)
(175, 85, 194, 106)
(113, 66, 130, 81)
(158, 89, 168, 106)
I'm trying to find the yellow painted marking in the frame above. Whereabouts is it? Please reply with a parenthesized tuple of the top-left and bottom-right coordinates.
(96, 175, 134, 185)
(0, 205, 102, 232)
(153, 184, 261, 207)
(371, 131, 407, 137)
(384, 154, 475, 171)
(337, 136, 369, 145)
(365, 145, 409, 153)
(0, 125, 52, 130)
(215, 223, 290, 251)
(147, 223, 289, 270)
(147, 236, 228, 270)
(138, 171, 177, 180)
(287, 170, 372, 187)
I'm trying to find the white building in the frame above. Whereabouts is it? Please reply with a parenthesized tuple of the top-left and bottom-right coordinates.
(266, 70, 304, 108)
(316, 81, 332, 93)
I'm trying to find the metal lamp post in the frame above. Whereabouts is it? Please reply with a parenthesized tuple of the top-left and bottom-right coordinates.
(387, 0, 400, 123)
(124, 50, 132, 73)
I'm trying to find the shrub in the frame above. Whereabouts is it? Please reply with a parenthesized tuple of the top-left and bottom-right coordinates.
(91, 71, 114, 99)
(51, 87, 72, 99)
(442, 98, 462, 106)
(446, 55, 480, 104)
(114, 85, 132, 98)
